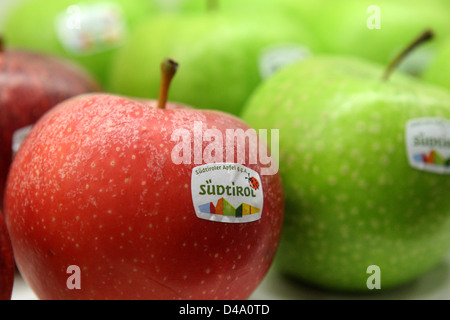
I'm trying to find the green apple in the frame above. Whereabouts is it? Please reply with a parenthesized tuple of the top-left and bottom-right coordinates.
(240, 39, 450, 291)
(147, 0, 217, 13)
(149, 0, 281, 14)
(423, 37, 450, 91)
(149, 0, 325, 43)
(280, 0, 449, 77)
(107, 10, 317, 115)
(1, 0, 155, 85)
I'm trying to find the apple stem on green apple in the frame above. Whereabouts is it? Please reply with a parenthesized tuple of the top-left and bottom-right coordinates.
(157, 58, 179, 109)
(382, 29, 434, 81)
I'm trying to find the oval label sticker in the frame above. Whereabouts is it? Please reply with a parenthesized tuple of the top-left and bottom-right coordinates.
(406, 117, 450, 174)
(259, 43, 311, 80)
(55, 2, 128, 55)
(191, 163, 264, 223)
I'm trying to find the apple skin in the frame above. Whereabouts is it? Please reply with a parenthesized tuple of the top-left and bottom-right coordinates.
(241, 55, 450, 292)
(151, 0, 284, 15)
(1, 0, 155, 85)
(280, 0, 450, 76)
(423, 37, 450, 91)
(0, 209, 14, 300)
(4, 93, 284, 300)
(0, 48, 101, 207)
(107, 12, 317, 115)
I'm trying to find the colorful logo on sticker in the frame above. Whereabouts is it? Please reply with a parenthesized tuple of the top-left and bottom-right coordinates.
(413, 150, 450, 167)
(198, 198, 261, 218)
(191, 163, 264, 223)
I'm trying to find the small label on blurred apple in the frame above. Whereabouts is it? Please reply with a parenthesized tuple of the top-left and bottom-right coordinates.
(12, 125, 33, 158)
(259, 44, 311, 80)
(391, 46, 434, 77)
(191, 163, 263, 223)
(55, 2, 128, 55)
(406, 117, 450, 174)
(154, 0, 181, 12)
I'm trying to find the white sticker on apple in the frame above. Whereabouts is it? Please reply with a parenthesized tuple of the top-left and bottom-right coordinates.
(259, 43, 311, 80)
(406, 117, 450, 174)
(55, 2, 128, 55)
(191, 163, 264, 223)
(12, 125, 33, 158)
(392, 46, 435, 77)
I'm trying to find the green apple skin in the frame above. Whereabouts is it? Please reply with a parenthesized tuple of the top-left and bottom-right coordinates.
(423, 38, 450, 91)
(1, 0, 155, 85)
(241, 56, 450, 292)
(280, 0, 450, 76)
(150, 0, 280, 14)
(108, 12, 317, 115)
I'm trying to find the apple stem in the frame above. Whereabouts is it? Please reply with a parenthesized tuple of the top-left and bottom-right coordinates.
(157, 58, 179, 109)
(382, 29, 434, 81)
(207, 0, 219, 11)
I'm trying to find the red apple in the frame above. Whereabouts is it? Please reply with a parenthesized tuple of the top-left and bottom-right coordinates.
(4, 59, 284, 300)
(0, 39, 101, 205)
(0, 209, 14, 300)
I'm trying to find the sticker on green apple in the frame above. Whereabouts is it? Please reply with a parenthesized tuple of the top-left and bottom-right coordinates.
(406, 117, 450, 174)
(191, 163, 264, 223)
(259, 43, 311, 80)
(55, 2, 128, 55)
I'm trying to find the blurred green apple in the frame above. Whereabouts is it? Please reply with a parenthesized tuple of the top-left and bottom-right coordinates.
(281, 0, 449, 77)
(241, 49, 450, 291)
(1, 0, 155, 85)
(147, 0, 215, 13)
(149, 0, 280, 14)
(108, 9, 317, 115)
(423, 38, 450, 91)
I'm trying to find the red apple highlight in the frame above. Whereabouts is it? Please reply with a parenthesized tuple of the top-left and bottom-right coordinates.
(4, 59, 284, 300)
(0, 39, 101, 205)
